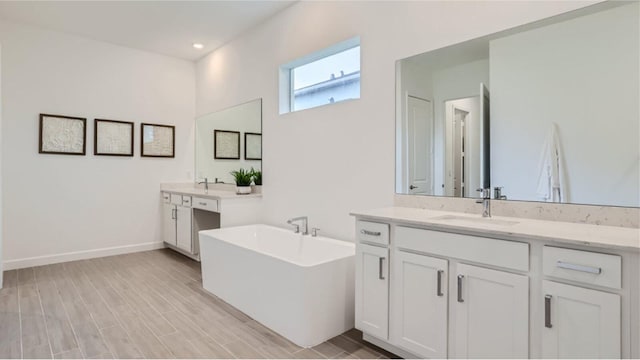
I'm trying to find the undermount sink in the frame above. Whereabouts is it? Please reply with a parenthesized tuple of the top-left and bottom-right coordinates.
(432, 214, 519, 226)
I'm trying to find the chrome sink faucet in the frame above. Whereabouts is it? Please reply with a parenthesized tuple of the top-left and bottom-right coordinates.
(287, 216, 308, 235)
(197, 177, 209, 192)
(476, 188, 491, 218)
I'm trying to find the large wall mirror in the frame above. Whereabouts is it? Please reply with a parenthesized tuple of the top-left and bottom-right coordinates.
(196, 99, 262, 184)
(396, 1, 638, 207)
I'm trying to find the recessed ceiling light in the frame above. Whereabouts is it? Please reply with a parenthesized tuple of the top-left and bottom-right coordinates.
(193, 43, 204, 50)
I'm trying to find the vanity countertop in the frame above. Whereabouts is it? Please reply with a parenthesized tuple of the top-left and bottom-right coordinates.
(162, 187, 262, 200)
(351, 207, 640, 252)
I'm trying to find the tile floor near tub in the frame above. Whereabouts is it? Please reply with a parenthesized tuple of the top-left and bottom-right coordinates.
(0, 249, 398, 359)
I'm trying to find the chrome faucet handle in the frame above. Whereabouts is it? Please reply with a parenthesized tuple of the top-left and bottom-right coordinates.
(311, 228, 320, 237)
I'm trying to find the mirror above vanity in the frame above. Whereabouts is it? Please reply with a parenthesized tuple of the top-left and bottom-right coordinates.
(196, 99, 262, 184)
(395, 1, 639, 207)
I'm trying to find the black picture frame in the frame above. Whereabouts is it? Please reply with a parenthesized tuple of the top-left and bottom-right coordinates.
(244, 132, 262, 160)
(214, 130, 241, 159)
(39, 113, 87, 155)
(94, 119, 134, 157)
(141, 123, 175, 158)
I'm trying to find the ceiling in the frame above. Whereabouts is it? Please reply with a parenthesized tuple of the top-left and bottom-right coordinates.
(0, 1, 296, 61)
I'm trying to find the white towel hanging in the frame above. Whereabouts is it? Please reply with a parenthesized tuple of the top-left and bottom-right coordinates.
(536, 123, 567, 203)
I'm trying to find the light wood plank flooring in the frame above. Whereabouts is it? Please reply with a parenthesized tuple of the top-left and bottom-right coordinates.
(0, 249, 398, 359)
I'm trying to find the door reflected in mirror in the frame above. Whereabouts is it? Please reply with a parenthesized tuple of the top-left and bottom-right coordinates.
(395, 1, 638, 207)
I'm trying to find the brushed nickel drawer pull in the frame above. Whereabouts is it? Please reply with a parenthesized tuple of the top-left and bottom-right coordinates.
(361, 230, 382, 236)
(545, 295, 552, 328)
(457, 275, 464, 302)
(556, 261, 602, 274)
(199, 202, 207, 206)
(379, 257, 386, 280)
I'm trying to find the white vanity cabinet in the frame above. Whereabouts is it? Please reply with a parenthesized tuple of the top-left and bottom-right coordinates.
(355, 243, 389, 340)
(454, 263, 529, 359)
(352, 209, 639, 359)
(542, 281, 620, 359)
(388, 225, 529, 359)
(541, 246, 622, 359)
(163, 193, 195, 253)
(391, 250, 448, 358)
(355, 221, 390, 340)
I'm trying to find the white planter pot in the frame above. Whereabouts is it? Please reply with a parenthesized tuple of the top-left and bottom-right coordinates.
(236, 185, 252, 195)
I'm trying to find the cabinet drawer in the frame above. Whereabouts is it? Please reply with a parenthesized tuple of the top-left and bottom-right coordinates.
(181, 196, 192, 207)
(543, 246, 621, 289)
(170, 194, 182, 205)
(162, 192, 170, 204)
(356, 220, 389, 246)
(192, 197, 219, 212)
(396, 226, 529, 272)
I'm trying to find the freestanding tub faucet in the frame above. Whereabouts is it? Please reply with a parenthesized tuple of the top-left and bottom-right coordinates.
(287, 216, 308, 235)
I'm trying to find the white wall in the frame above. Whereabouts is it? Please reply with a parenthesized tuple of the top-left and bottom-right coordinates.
(490, 2, 639, 206)
(196, 0, 600, 242)
(0, 43, 3, 285)
(0, 21, 195, 268)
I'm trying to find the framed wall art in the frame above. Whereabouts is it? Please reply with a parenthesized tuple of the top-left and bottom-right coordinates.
(214, 130, 240, 159)
(141, 123, 175, 158)
(39, 113, 87, 155)
(244, 132, 262, 160)
(94, 119, 134, 156)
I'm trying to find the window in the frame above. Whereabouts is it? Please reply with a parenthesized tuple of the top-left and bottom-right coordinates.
(280, 37, 360, 114)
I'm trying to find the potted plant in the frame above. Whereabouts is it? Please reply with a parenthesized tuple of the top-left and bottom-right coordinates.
(230, 168, 252, 195)
(250, 168, 262, 186)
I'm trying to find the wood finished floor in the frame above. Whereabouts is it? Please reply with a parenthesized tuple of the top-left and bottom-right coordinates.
(0, 249, 398, 359)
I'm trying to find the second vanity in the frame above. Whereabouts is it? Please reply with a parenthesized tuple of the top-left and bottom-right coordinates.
(161, 185, 261, 260)
(351, 207, 639, 359)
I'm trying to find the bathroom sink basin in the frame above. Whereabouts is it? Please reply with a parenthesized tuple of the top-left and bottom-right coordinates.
(432, 215, 519, 226)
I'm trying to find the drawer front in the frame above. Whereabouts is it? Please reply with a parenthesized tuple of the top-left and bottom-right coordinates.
(396, 226, 529, 272)
(543, 246, 621, 289)
(192, 197, 219, 212)
(356, 220, 390, 246)
(162, 192, 170, 204)
(181, 196, 192, 207)
(170, 194, 182, 205)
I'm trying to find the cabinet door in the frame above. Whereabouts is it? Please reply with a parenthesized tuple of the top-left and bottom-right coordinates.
(355, 243, 389, 340)
(454, 263, 529, 358)
(163, 203, 176, 246)
(391, 250, 448, 358)
(176, 205, 192, 253)
(542, 280, 620, 359)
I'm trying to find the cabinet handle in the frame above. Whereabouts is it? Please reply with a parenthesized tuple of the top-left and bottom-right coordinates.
(556, 261, 601, 274)
(199, 202, 207, 206)
(361, 229, 381, 236)
(437, 270, 444, 297)
(379, 257, 386, 280)
(545, 295, 552, 328)
(457, 275, 464, 302)
(171, 208, 176, 220)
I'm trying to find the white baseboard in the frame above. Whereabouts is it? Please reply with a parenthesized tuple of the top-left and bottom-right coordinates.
(3, 242, 165, 270)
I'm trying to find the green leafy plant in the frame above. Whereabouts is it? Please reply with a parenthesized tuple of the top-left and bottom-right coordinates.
(230, 168, 252, 186)
(250, 168, 262, 186)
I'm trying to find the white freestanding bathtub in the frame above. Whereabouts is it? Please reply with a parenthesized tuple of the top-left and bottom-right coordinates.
(199, 224, 355, 348)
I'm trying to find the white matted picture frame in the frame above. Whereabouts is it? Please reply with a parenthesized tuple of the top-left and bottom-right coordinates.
(214, 130, 240, 159)
(94, 119, 134, 156)
(244, 132, 262, 160)
(39, 113, 87, 155)
(141, 123, 175, 158)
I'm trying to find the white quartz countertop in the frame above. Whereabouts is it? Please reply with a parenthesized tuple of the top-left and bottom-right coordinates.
(351, 207, 640, 252)
(162, 187, 262, 200)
